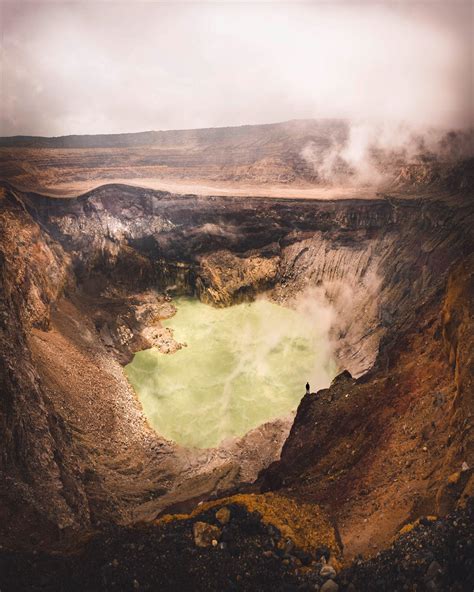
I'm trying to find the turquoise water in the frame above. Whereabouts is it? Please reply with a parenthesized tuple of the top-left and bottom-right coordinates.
(125, 297, 337, 448)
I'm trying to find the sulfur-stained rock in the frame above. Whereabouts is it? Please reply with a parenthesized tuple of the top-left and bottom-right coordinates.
(215, 506, 231, 525)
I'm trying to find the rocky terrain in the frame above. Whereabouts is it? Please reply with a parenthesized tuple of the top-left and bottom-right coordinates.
(0, 121, 473, 590)
(0, 495, 473, 591)
(0, 119, 471, 198)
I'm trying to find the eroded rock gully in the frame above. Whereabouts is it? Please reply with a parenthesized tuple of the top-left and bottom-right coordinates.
(0, 178, 472, 574)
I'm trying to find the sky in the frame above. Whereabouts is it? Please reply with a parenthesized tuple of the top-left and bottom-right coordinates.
(0, 0, 472, 136)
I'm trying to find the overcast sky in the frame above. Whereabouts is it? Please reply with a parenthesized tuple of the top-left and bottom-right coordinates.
(0, 0, 472, 136)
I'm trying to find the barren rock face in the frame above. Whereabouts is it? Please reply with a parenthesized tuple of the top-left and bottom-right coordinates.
(0, 163, 472, 559)
(197, 250, 279, 306)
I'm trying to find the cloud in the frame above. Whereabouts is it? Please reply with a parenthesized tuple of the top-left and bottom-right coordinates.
(1, 1, 472, 135)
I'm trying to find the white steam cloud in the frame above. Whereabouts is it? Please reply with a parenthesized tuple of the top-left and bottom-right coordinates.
(1, 1, 472, 136)
(301, 121, 474, 186)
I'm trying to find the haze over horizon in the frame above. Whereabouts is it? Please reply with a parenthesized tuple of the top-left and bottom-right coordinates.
(1, 0, 472, 137)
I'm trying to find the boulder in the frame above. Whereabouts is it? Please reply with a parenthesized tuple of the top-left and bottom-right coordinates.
(215, 506, 231, 525)
(320, 564, 337, 579)
(320, 580, 339, 592)
(193, 521, 221, 548)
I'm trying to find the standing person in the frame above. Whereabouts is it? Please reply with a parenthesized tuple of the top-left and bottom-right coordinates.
(306, 382, 310, 394)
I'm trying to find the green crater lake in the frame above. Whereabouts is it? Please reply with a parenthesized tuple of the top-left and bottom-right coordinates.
(125, 297, 337, 448)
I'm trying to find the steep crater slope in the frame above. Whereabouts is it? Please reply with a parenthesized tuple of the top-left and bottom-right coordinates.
(0, 178, 472, 562)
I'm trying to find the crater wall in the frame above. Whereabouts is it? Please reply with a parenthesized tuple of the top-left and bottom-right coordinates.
(0, 181, 472, 551)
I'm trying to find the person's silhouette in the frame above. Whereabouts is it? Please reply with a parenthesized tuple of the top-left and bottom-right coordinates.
(306, 382, 310, 394)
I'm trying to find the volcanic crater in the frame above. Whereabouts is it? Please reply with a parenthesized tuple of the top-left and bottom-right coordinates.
(0, 122, 473, 591)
